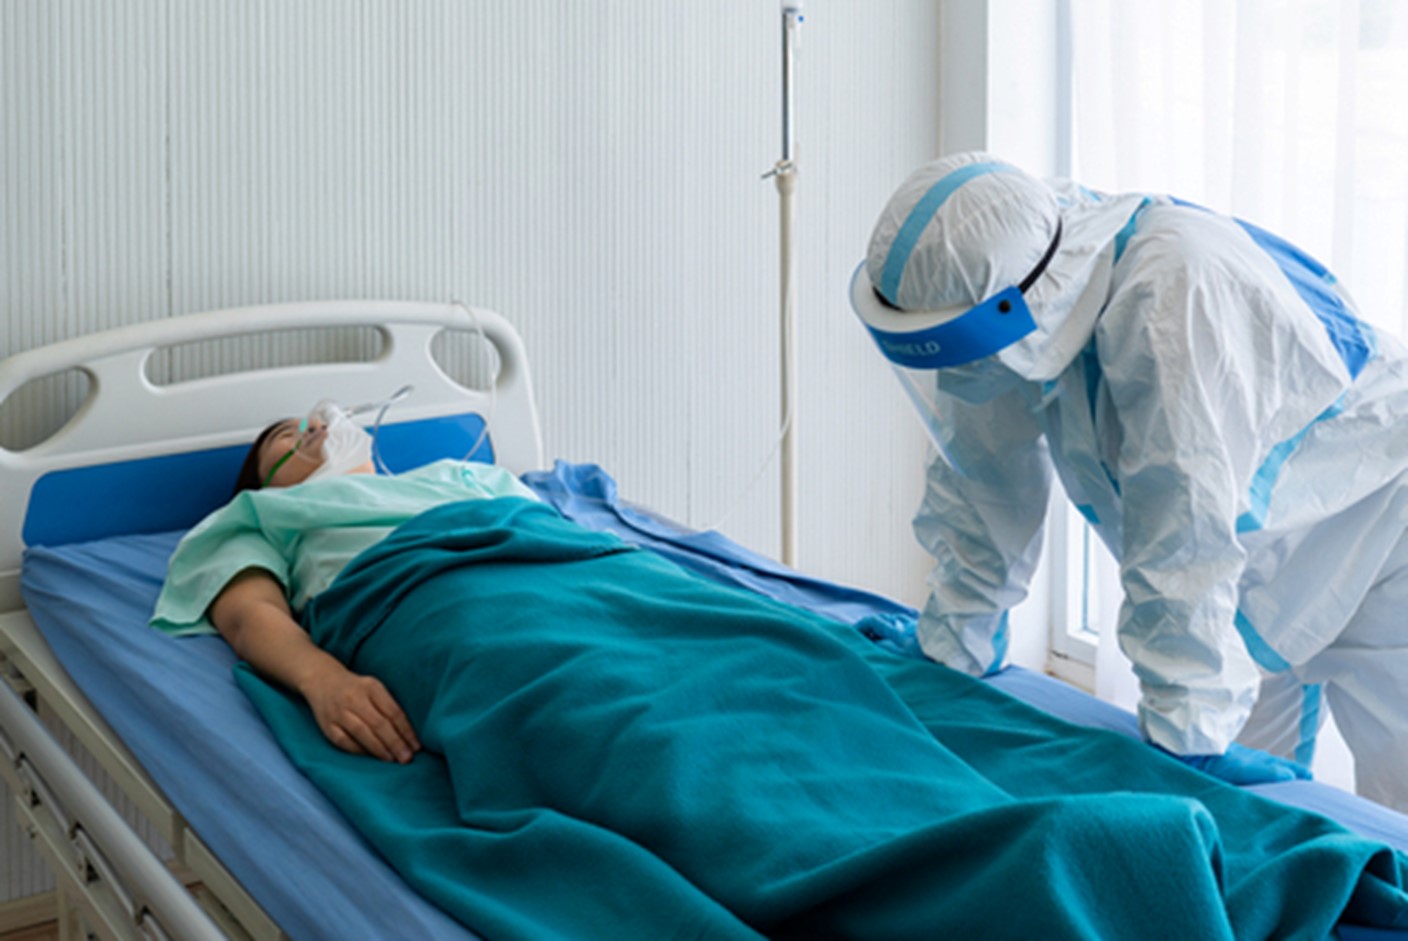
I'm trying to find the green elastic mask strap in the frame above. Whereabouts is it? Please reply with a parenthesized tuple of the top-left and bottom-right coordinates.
(261, 418, 309, 489)
(262, 446, 298, 488)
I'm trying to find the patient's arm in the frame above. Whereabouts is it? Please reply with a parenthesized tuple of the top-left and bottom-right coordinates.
(209, 568, 421, 764)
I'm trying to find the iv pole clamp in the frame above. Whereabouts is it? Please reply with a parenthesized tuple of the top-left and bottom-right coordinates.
(764, 0, 803, 568)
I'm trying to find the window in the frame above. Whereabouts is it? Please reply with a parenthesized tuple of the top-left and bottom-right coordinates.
(1037, 0, 1408, 707)
(1066, 0, 1408, 339)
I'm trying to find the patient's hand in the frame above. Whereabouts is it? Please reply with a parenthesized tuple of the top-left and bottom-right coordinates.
(303, 665, 422, 764)
(209, 569, 421, 764)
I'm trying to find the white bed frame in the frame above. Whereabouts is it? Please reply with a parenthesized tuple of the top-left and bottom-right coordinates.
(0, 301, 543, 940)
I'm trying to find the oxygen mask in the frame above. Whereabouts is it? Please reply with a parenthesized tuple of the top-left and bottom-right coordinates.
(262, 387, 412, 488)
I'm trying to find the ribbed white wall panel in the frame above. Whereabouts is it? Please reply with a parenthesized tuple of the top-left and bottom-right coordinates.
(2, 0, 943, 903)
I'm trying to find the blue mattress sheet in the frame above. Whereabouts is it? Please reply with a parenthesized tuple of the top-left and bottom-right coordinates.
(20, 530, 478, 941)
(16, 460, 1408, 941)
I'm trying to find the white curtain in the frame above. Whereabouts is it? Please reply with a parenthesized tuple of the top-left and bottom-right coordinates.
(1067, 0, 1408, 339)
(1061, 3, 1407, 756)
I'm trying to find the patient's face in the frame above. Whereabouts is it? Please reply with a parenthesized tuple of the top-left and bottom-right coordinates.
(257, 418, 327, 488)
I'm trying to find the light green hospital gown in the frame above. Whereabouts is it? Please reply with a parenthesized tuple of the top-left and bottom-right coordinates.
(150, 459, 538, 637)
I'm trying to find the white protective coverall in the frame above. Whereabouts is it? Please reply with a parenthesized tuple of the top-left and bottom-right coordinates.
(856, 151, 1408, 811)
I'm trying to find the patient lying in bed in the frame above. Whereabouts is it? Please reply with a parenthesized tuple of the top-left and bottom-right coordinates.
(152, 413, 537, 764)
(149, 415, 1408, 941)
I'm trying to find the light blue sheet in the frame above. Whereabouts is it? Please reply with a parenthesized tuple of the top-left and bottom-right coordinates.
(17, 460, 1408, 940)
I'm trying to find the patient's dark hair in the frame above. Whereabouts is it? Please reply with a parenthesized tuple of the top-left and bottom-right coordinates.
(231, 419, 292, 497)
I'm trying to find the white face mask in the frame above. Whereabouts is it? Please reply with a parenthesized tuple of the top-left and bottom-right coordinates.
(303, 400, 374, 482)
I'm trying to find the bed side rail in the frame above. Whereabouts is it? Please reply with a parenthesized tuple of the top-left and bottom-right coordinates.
(0, 572, 18, 616)
(0, 676, 228, 941)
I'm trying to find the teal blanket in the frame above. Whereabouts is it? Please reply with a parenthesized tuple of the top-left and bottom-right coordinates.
(236, 497, 1408, 940)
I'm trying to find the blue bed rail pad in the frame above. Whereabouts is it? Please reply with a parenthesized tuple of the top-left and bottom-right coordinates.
(22, 413, 492, 548)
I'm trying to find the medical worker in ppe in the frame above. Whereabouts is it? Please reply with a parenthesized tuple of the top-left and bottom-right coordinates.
(852, 151, 1408, 812)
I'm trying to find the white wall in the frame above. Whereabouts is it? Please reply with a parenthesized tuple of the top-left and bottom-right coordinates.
(1, 0, 942, 591)
(1, 0, 946, 903)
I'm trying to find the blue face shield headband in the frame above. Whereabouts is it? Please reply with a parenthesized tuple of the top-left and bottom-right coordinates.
(851, 218, 1062, 370)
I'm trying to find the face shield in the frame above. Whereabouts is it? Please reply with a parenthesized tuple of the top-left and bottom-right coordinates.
(853, 153, 1068, 464)
(851, 218, 1062, 446)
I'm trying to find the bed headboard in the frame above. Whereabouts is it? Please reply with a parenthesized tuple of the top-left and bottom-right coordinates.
(0, 300, 544, 611)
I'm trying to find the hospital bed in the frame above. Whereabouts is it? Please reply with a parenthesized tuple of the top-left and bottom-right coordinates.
(1, 301, 1406, 941)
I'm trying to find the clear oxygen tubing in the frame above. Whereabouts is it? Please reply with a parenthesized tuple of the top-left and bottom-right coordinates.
(449, 298, 497, 465)
(255, 301, 497, 489)
(264, 396, 399, 487)
(361, 385, 415, 475)
(302, 388, 415, 482)
(279, 301, 494, 485)
(361, 300, 497, 473)
(698, 386, 795, 537)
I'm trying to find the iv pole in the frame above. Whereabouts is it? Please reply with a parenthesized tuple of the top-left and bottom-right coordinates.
(765, 0, 803, 567)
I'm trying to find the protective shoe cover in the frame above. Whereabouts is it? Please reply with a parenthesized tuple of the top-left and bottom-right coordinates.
(859, 151, 1408, 810)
